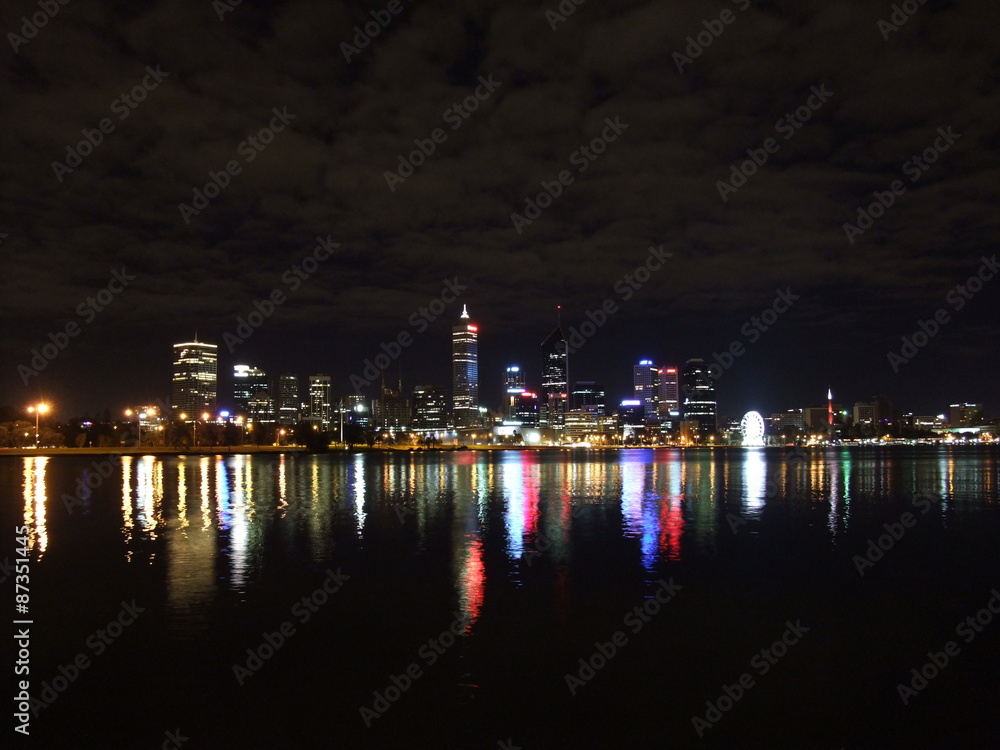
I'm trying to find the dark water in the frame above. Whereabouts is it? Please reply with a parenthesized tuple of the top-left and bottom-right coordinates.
(4, 446, 1000, 749)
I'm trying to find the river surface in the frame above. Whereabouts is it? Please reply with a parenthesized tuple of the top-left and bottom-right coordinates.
(3, 446, 999, 749)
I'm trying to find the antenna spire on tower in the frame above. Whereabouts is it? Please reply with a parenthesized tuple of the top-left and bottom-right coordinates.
(461, 304, 469, 319)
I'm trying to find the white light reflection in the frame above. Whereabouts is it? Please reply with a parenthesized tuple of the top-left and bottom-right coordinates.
(22, 457, 48, 559)
(228, 455, 250, 589)
(353, 454, 367, 537)
(743, 449, 767, 514)
(503, 458, 526, 561)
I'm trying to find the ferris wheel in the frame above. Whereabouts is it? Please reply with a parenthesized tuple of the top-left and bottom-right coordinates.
(740, 411, 765, 447)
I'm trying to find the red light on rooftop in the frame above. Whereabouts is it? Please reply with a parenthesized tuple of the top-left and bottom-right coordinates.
(468, 325, 478, 331)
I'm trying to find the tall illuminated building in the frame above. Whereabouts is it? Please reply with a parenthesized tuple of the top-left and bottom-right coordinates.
(277, 373, 300, 425)
(412, 385, 448, 432)
(633, 360, 659, 418)
(233, 365, 268, 414)
(171, 339, 218, 415)
(503, 366, 526, 419)
(657, 366, 679, 419)
(540, 311, 569, 429)
(452, 305, 479, 427)
(681, 358, 717, 437)
(571, 381, 605, 415)
(308, 375, 332, 429)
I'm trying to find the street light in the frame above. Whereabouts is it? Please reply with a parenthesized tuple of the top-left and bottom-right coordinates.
(27, 403, 49, 448)
(124, 409, 146, 447)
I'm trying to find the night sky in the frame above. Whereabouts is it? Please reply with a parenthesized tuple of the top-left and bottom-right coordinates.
(2, 0, 998, 420)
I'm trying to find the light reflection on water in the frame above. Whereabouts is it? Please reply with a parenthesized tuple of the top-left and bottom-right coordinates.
(12, 447, 999, 626)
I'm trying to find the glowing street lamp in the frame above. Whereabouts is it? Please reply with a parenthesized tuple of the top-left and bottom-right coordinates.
(27, 403, 50, 448)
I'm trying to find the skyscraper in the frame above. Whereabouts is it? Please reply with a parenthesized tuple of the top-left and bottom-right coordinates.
(503, 365, 526, 420)
(308, 375, 332, 429)
(233, 364, 268, 414)
(452, 305, 479, 428)
(657, 367, 679, 419)
(540, 314, 569, 429)
(412, 384, 448, 432)
(277, 373, 300, 425)
(681, 358, 717, 437)
(571, 381, 605, 415)
(633, 360, 659, 418)
(171, 339, 218, 416)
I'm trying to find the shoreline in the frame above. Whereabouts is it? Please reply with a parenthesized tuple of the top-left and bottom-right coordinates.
(0, 441, 990, 458)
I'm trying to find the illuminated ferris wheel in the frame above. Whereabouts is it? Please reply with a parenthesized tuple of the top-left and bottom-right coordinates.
(740, 411, 765, 447)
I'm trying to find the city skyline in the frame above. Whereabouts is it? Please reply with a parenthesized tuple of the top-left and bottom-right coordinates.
(8, 308, 997, 429)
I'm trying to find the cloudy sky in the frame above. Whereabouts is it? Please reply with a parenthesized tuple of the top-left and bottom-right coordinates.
(2, 0, 998, 419)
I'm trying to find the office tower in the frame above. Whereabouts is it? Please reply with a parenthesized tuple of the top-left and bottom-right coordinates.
(248, 388, 275, 423)
(564, 409, 599, 443)
(853, 402, 875, 426)
(342, 394, 370, 428)
(309, 375, 332, 429)
(171, 339, 218, 415)
(803, 406, 829, 428)
(233, 364, 268, 414)
(950, 403, 983, 427)
(512, 391, 540, 427)
(412, 385, 448, 432)
(540, 313, 569, 429)
(503, 365, 526, 420)
(633, 360, 659, 418)
(657, 367, 679, 418)
(681, 358, 717, 435)
(374, 387, 410, 432)
(618, 400, 645, 430)
(505, 365, 526, 393)
(871, 394, 896, 428)
(277, 374, 300, 425)
(452, 305, 479, 428)
(571, 381, 606, 415)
